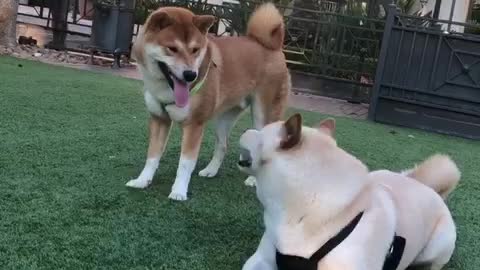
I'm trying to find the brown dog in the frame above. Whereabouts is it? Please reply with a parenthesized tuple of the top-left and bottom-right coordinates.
(126, 3, 290, 200)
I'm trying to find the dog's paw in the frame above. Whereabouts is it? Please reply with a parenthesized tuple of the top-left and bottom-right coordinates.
(168, 191, 188, 201)
(198, 166, 218, 178)
(125, 178, 151, 189)
(169, 175, 190, 201)
(244, 176, 257, 187)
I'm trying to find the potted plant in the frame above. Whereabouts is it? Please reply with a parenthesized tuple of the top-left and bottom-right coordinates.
(90, 0, 136, 68)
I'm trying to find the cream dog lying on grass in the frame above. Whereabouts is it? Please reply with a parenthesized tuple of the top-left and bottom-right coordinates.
(238, 114, 460, 270)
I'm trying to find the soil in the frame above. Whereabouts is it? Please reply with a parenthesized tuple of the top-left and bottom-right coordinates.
(0, 44, 135, 68)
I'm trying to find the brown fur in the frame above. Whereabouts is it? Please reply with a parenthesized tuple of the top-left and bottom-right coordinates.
(280, 114, 302, 150)
(131, 3, 290, 198)
(134, 3, 290, 119)
(141, 7, 289, 129)
(246, 3, 285, 50)
(135, 5, 289, 123)
(146, 116, 172, 158)
(405, 154, 461, 199)
(181, 123, 205, 159)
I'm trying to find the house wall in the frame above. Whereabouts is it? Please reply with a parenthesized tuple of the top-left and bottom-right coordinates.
(421, 0, 471, 32)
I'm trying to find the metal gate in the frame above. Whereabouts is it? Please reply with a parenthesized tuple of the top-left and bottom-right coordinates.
(18, 0, 385, 101)
(369, 4, 480, 139)
(142, 0, 385, 102)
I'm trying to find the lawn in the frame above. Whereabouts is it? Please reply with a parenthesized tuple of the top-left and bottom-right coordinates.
(0, 56, 479, 270)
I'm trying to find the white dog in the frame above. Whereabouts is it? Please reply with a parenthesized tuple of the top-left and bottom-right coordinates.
(238, 114, 460, 270)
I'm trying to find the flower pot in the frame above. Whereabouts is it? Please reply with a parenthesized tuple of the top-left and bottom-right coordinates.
(90, 0, 136, 67)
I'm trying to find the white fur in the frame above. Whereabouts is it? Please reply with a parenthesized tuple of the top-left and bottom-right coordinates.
(251, 97, 265, 130)
(144, 44, 175, 80)
(188, 40, 198, 49)
(199, 108, 244, 178)
(244, 176, 257, 187)
(126, 157, 160, 188)
(239, 121, 458, 270)
(239, 98, 249, 110)
(142, 72, 191, 122)
(242, 98, 266, 187)
(242, 233, 276, 270)
(141, 64, 172, 99)
(144, 90, 165, 117)
(165, 103, 191, 122)
(244, 188, 396, 270)
(168, 155, 197, 201)
(174, 39, 186, 51)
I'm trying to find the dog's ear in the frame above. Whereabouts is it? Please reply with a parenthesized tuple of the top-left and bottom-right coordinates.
(316, 118, 336, 137)
(193, 15, 216, 34)
(280, 114, 302, 150)
(147, 11, 174, 32)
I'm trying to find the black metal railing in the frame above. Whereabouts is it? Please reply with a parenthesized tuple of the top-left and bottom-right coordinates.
(18, 0, 94, 36)
(133, 0, 385, 85)
(17, 0, 386, 92)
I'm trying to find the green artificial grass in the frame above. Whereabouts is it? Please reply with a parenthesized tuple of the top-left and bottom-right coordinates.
(0, 56, 479, 269)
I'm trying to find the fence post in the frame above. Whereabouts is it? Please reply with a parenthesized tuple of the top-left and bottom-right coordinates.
(368, 4, 398, 120)
(73, 0, 78, 22)
(447, 0, 456, 32)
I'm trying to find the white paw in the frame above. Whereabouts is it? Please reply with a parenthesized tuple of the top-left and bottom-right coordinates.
(244, 176, 257, 187)
(168, 180, 189, 201)
(125, 178, 151, 189)
(198, 166, 218, 178)
(168, 191, 188, 201)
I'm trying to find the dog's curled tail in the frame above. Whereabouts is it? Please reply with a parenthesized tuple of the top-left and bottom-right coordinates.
(404, 154, 460, 199)
(247, 3, 284, 50)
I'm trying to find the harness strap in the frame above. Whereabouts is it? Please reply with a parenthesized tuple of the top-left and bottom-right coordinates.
(189, 60, 212, 96)
(276, 212, 364, 270)
(311, 212, 364, 262)
(383, 235, 406, 270)
(275, 212, 406, 270)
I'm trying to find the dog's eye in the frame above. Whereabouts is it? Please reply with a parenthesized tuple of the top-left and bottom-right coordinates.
(167, 47, 178, 53)
(192, 47, 199, 54)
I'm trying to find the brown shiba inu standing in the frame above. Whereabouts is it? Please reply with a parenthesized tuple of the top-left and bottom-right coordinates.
(126, 3, 290, 200)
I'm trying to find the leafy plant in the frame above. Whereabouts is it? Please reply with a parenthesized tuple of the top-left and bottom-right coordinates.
(397, 0, 415, 14)
(95, 0, 121, 6)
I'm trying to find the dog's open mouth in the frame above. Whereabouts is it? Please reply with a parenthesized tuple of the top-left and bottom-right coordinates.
(238, 148, 253, 168)
(157, 61, 189, 108)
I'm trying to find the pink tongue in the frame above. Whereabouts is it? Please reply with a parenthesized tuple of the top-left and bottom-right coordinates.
(173, 78, 189, 108)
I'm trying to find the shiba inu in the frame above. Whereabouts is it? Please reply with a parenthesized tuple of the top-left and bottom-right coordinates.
(238, 114, 460, 270)
(126, 3, 290, 200)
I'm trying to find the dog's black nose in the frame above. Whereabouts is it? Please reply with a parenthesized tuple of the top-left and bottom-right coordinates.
(183, 70, 197, 82)
(238, 159, 252, 168)
(238, 148, 252, 168)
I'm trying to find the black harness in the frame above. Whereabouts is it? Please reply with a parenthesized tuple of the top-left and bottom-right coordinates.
(276, 212, 406, 270)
